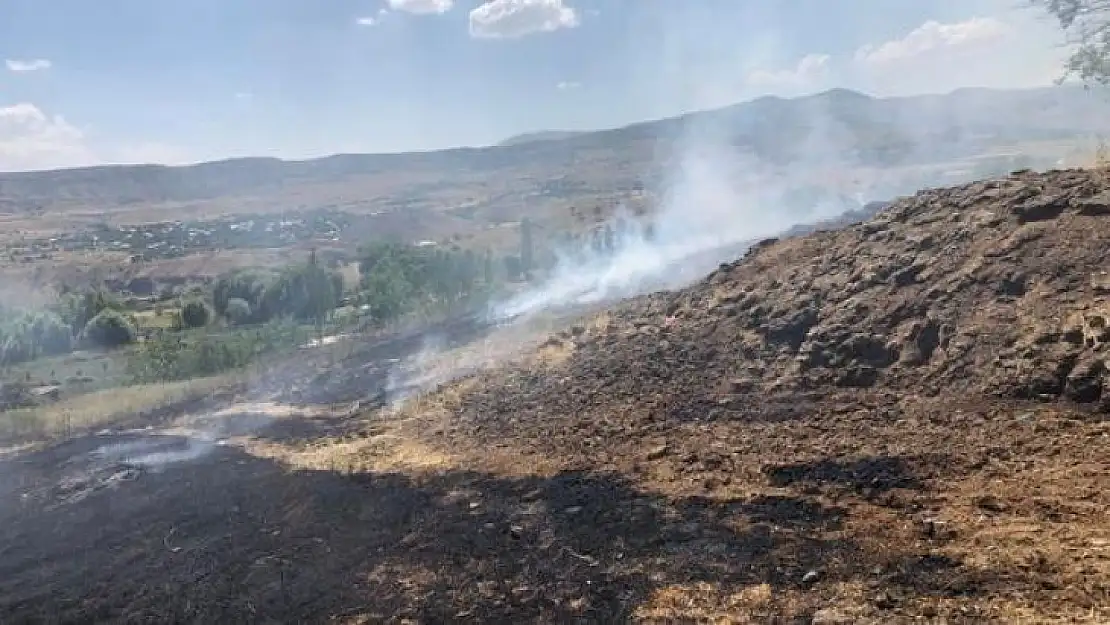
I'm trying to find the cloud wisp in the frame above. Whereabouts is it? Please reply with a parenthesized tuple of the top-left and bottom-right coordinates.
(470, 0, 580, 39)
(6, 59, 52, 73)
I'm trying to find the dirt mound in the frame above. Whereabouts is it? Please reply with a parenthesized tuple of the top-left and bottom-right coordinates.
(425, 169, 1110, 621)
(458, 168, 1110, 428)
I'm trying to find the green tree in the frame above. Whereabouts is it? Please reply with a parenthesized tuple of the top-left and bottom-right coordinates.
(483, 249, 495, 284)
(212, 268, 277, 320)
(29, 311, 72, 356)
(503, 254, 523, 281)
(0, 310, 73, 366)
(81, 309, 137, 349)
(361, 260, 411, 322)
(260, 253, 339, 325)
(1038, 0, 1110, 84)
(520, 217, 534, 278)
(224, 297, 252, 325)
(55, 288, 121, 335)
(179, 299, 211, 328)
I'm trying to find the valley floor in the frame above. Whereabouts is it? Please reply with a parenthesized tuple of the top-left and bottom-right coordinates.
(0, 315, 1105, 625)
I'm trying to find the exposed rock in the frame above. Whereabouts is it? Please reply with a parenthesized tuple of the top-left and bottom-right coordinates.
(1064, 356, 1106, 403)
(1076, 191, 1110, 216)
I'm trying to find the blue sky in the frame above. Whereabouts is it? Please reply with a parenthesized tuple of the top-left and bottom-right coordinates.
(0, 0, 1070, 171)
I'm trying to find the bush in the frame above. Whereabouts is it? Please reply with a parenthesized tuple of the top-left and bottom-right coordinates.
(127, 319, 312, 383)
(54, 289, 121, 335)
(81, 309, 137, 349)
(212, 268, 277, 320)
(179, 299, 211, 328)
(224, 297, 252, 325)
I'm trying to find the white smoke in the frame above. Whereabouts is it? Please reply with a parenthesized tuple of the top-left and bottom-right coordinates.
(492, 123, 879, 321)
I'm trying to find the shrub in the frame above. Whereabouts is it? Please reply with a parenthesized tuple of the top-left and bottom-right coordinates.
(127, 319, 311, 383)
(81, 309, 137, 349)
(179, 299, 211, 328)
(54, 289, 121, 335)
(224, 297, 252, 325)
(212, 268, 277, 320)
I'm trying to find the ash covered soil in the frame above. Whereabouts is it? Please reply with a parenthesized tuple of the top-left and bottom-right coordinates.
(2, 168, 1110, 624)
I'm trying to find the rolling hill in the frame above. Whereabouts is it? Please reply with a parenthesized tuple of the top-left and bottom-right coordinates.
(1, 86, 1107, 215)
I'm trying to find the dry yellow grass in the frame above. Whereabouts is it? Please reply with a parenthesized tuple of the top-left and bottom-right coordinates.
(241, 372, 565, 481)
(634, 582, 776, 624)
(0, 373, 240, 442)
(240, 378, 476, 475)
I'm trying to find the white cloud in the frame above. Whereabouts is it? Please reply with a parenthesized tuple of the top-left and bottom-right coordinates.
(5, 59, 52, 73)
(556, 80, 581, 90)
(469, 0, 579, 39)
(0, 102, 195, 171)
(388, 0, 453, 15)
(849, 14, 1064, 95)
(0, 103, 92, 171)
(747, 54, 832, 90)
(356, 8, 391, 25)
(855, 17, 1009, 66)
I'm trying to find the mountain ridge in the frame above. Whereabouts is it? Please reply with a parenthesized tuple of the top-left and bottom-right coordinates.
(2, 86, 1107, 211)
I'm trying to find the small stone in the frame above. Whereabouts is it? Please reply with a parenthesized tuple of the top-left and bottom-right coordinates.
(645, 444, 670, 460)
(975, 494, 1008, 513)
(802, 569, 821, 584)
(811, 608, 853, 625)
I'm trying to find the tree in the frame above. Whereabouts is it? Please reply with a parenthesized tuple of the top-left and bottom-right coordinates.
(360, 257, 412, 322)
(603, 224, 616, 254)
(0, 310, 73, 366)
(81, 309, 137, 349)
(55, 288, 121, 335)
(503, 254, 523, 281)
(29, 311, 72, 356)
(1037, 0, 1110, 84)
(212, 268, 276, 320)
(520, 217, 534, 278)
(224, 297, 252, 325)
(260, 254, 339, 325)
(179, 299, 211, 328)
(482, 249, 495, 284)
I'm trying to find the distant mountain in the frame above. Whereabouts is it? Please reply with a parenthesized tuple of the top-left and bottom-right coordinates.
(497, 130, 587, 147)
(1, 86, 1107, 212)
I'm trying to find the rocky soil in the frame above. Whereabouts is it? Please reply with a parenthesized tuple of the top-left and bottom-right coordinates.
(438, 168, 1110, 621)
(458, 168, 1110, 426)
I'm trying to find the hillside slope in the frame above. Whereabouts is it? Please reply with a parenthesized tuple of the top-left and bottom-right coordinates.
(420, 168, 1110, 621)
(462, 168, 1110, 421)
